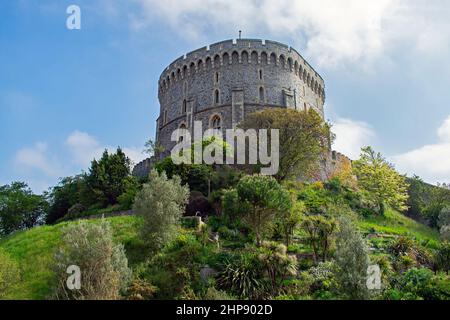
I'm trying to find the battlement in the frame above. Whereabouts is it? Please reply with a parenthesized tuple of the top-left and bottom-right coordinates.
(158, 39, 325, 100)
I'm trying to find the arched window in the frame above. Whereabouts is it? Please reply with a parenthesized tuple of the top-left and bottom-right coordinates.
(259, 69, 263, 80)
(270, 53, 277, 65)
(214, 90, 220, 105)
(232, 51, 239, 64)
(211, 115, 222, 130)
(251, 51, 258, 64)
(182, 99, 187, 113)
(259, 87, 265, 103)
(178, 123, 187, 142)
(214, 55, 221, 67)
(215, 72, 219, 84)
(223, 52, 230, 65)
(189, 62, 196, 75)
(241, 51, 249, 64)
(261, 52, 268, 65)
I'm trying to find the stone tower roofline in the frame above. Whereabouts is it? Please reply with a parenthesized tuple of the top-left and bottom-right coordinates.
(158, 38, 325, 102)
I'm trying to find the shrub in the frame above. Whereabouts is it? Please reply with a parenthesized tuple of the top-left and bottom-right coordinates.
(126, 278, 158, 300)
(0, 249, 20, 298)
(434, 242, 450, 274)
(388, 237, 433, 272)
(67, 203, 86, 216)
(203, 287, 234, 300)
(308, 261, 338, 296)
(144, 233, 209, 299)
(388, 268, 449, 300)
(217, 253, 267, 300)
(334, 216, 370, 300)
(52, 220, 132, 300)
(185, 195, 214, 218)
(133, 170, 189, 251)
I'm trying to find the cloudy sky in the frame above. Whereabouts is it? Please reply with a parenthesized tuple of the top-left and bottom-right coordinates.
(1, 0, 450, 193)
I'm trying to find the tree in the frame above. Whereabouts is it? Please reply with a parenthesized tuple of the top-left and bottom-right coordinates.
(46, 175, 93, 224)
(423, 184, 450, 228)
(239, 109, 332, 181)
(0, 182, 47, 236)
(334, 216, 370, 300)
(257, 241, 297, 295)
(87, 148, 132, 206)
(143, 138, 165, 158)
(301, 215, 336, 263)
(234, 175, 291, 246)
(52, 220, 131, 300)
(438, 207, 450, 240)
(279, 199, 304, 247)
(133, 170, 189, 251)
(155, 157, 213, 196)
(353, 146, 409, 215)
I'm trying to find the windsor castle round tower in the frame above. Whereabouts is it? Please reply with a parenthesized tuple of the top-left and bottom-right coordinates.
(156, 39, 326, 157)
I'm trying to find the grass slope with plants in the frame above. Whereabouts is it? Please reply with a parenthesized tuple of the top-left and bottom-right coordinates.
(0, 209, 440, 300)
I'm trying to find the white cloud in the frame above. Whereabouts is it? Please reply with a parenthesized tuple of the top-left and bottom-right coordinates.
(437, 116, 450, 142)
(65, 131, 145, 167)
(66, 130, 103, 167)
(128, 0, 450, 69)
(15, 142, 61, 177)
(13, 131, 146, 194)
(392, 115, 450, 184)
(332, 118, 376, 160)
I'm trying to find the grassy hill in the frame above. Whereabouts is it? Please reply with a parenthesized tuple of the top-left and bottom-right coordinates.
(0, 216, 142, 300)
(0, 211, 441, 300)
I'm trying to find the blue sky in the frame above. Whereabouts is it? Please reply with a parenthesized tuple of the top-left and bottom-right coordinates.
(1, 0, 450, 193)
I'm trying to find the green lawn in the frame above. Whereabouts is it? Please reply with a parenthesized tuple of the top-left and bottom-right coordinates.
(358, 208, 440, 248)
(0, 216, 141, 300)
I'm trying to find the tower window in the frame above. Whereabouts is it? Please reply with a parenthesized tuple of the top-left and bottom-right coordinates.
(178, 123, 187, 142)
(163, 110, 168, 124)
(182, 99, 187, 114)
(259, 69, 263, 80)
(259, 87, 265, 103)
(214, 90, 220, 105)
(215, 72, 219, 83)
(211, 115, 222, 130)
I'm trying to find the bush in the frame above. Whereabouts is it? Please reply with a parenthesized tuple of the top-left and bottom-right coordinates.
(388, 268, 450, 300)
(133, 170, 189, 251)
(434, 242, 450, 274)
(144, 233, 213, 299)
(203, 287, 235, 300)
(52, 220, 132, 300)
(0, 249, 20, 298)
(308, 261, 338, 297)
(334, 216, 370, 300)
(185, 195, 214, 218)
(126, 278, 158, 300)
(217, 252, 267, 300)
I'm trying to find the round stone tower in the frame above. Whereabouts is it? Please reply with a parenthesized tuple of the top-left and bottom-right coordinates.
(156, 39, 325, 157)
